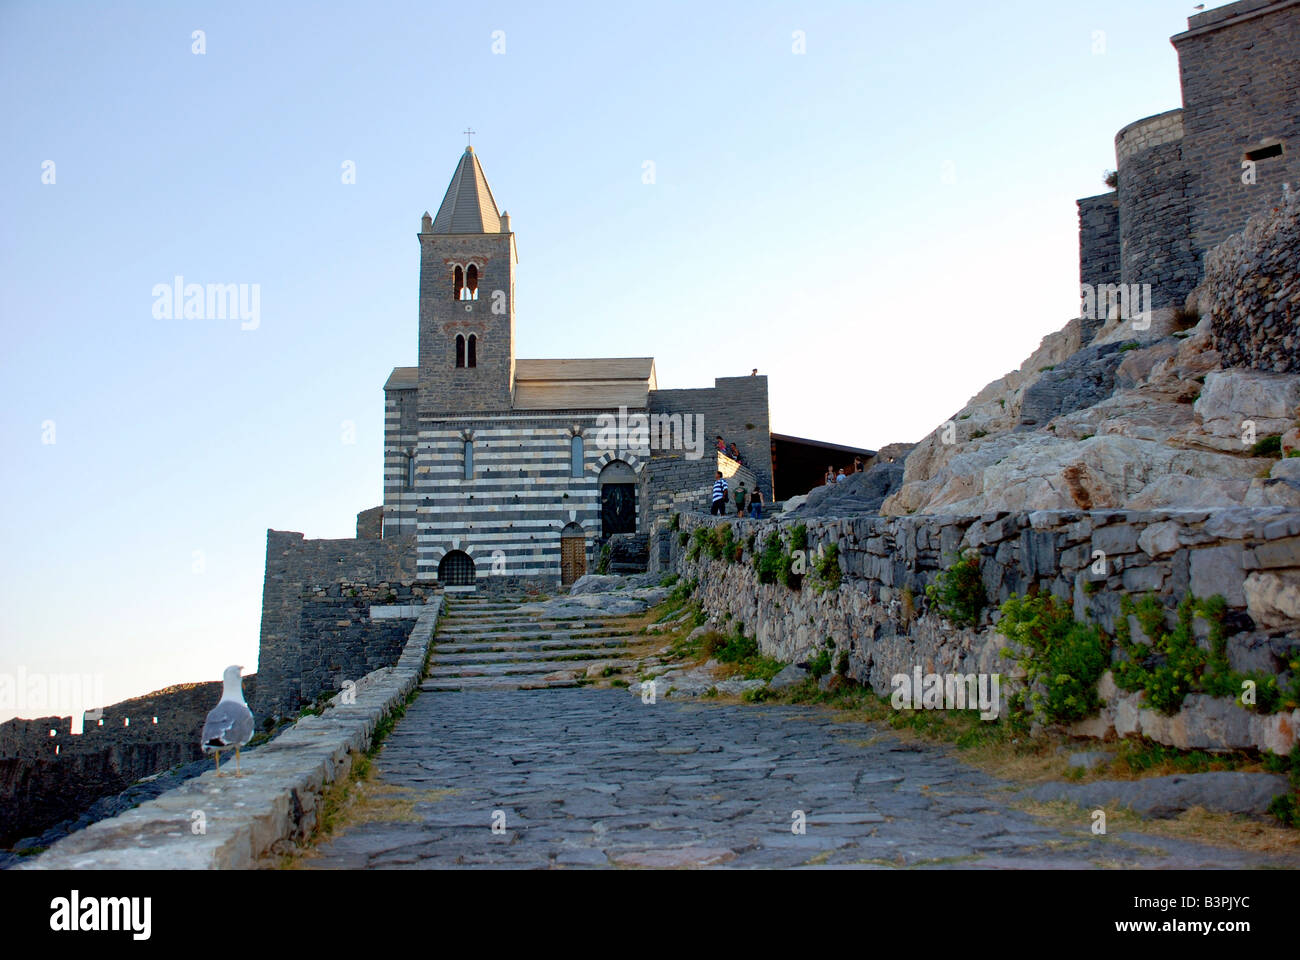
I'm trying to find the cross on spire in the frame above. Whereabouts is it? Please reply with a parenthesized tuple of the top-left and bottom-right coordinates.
(463, 127, 476, 146)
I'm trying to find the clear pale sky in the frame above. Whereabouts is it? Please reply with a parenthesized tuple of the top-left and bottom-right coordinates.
(0, 0, 1218, 722)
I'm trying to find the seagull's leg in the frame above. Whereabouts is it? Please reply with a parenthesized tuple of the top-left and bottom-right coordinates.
(235, 746, 242, 778)
(215, 750, 222, 777)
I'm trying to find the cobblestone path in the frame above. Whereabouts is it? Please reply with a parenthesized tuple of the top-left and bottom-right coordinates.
(305, 688, 1289, 869)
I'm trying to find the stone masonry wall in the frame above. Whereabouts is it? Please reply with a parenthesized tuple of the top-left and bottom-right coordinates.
(256, 529, 417, 716)
(1173, 1, 1300, 257)
(672, 508, 1300, 754)
(1116, 111, 1198, 310)
(1203, 187, 1299, 374)
(1078, 192, 1120, 344)
(647, 375, 773, 521)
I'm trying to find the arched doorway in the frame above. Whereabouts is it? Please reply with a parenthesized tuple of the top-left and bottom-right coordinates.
(437, 550, 476, 587)
(599, 460, 637, 537)
(560, 522, 587, 586)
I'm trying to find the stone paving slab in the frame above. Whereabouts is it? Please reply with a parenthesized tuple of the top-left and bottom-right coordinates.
(304, 687, 1300, 870)
(22, 600, 443, 870)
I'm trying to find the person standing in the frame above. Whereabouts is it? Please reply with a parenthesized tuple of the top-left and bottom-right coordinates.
(854, 455, 865, 474)
(750, 486, 764, 519)
(734, 481, 747, 517)
(836, 468, 847, 483)
(824, 465, 835, 486)
(711, 471, 728, 516)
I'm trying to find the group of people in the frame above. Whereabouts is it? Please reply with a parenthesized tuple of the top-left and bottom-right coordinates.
(715, 435, 743, 463)
(824, 455, 867, 486)
(710, 471, 764, 518)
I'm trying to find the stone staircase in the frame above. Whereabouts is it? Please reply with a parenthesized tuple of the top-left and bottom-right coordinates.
(419, 596, 643, 692)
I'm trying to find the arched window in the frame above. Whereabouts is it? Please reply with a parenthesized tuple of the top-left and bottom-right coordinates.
(453, 265, 464, 300)
(406, 451, 416, 489)
(466, 264, 479, 300)
(438, 550, 476, 586)
(455, 334, 465, 368)
(463, 439, 474, 479)
(570, 435, 583, 478)
(467, 333, 477, 368)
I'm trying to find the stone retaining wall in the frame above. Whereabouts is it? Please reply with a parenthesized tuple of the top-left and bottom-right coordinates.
(1204, 188, 1298, 374)
(672, 508, 1300, 753)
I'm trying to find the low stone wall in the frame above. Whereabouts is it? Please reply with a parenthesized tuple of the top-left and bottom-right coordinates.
(23, 599, 441, 870)
(673, 508, 1300, 753)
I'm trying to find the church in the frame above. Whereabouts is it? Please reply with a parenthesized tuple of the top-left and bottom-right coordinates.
(378, 145, 773, 592)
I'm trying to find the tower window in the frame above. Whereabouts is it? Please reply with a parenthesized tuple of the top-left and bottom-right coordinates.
(466, 264, 479, 300)
(571, 434, 584, 478)
(1244, 143, 1284, 162)
(455, 334, 465, 368)
(467, 333, 477, 368)
(453, 265, 464, 300)
(464, 440, 474, 479)
(406, 451, 416, 489)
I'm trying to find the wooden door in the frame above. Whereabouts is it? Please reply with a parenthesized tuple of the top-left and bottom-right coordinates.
(561, 536, 586, 586)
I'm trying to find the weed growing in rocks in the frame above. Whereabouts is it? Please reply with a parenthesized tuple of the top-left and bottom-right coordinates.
(926, 550, 986, 627)
(1250, 434, 1282, 457)
(998, 594, 1110, 727)
(807, 638, 835, 680)
(1110, 592, 1291, 715)
(810, 542, 842, 595)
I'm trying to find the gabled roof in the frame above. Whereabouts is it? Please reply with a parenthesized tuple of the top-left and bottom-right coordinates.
(384, 367, 417, 390)
(513, 357, 657, 410)
(430, 147, 502, 234)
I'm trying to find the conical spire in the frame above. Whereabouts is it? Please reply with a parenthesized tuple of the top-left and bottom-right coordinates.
(431, 146, 502, 234)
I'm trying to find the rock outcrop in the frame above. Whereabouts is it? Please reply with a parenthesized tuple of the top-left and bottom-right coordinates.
(882, 191, 1300, 518)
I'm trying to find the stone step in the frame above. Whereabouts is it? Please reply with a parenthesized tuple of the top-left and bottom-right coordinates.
(430, 646, 627, 666)
(432, 637, 628, 655)
(439, 611, 630, 624)
(434, 626, 634, 642)
(420, 675, 581, 692)
(426, 658, 615, 678)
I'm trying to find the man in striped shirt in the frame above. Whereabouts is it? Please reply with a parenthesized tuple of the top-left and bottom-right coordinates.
(711, 471, 728, 516)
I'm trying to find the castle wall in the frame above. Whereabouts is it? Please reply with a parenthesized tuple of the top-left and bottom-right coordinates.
(1173, 1, 1300, 256)
(1077, 192, 1120, 343)
(256, 529, 417, 715)
(0, 677, 258, 847)
(1115, 110, 1198, 310)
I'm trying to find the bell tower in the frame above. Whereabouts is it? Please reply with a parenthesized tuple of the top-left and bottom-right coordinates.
(417, 146, 517, 414)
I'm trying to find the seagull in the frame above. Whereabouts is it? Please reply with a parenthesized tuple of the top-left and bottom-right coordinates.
(201, 665, 255, 777)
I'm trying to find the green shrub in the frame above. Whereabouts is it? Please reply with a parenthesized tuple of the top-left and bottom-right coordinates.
(596, 542, 611, 574)
(678, 530, 689, 547)
(658, 573, 679, 588)
(1251, 435, 1282, 457)
(755, 533, 784, 585)
(1110, 592, 1276, 715)
(810, 542, 841, 595)
(997, 594, 1109, 726)
(687, 527, 710, 562)
(669, 512, 681, 531)
(807, 639, 834, 680)
(789, 524, 808, 553)
(711, 524, 735, 562)
(926, 551, 986, 628)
